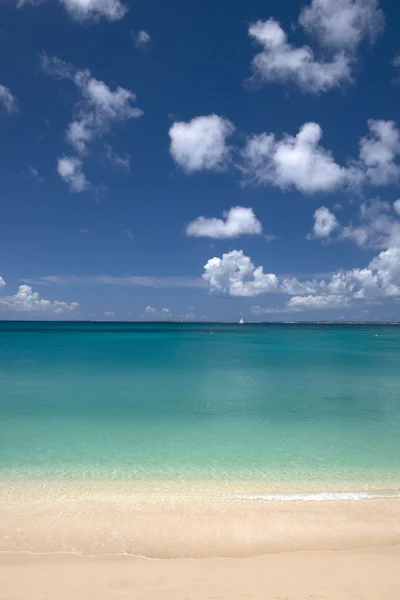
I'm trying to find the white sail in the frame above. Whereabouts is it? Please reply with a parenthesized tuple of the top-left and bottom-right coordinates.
(239, 318, 244, 324)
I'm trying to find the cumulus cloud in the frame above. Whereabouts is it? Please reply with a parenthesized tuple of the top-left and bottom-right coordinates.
(57, 156, 88, 192)
(394, 199, 400, 215)
(144, 306, 171, 319)
(242, 122, 348, 193)
(17, 0, 127, 22)
(203, 250, 278, 297)
(0, 284, 79, 314)
(248, 18, 351, 94)
(103, 310, 116, 318)
(241, 119, 400, 194)
(286, 245, 400, 308)
(0, 84, 18, 114)
(132, 30, 151, 48)
(203, 233, 400, 310)
(186, 206, 262, 239)
(358, 120, 400, 185)
(144, 305, 157, 314)
(248, 0, 384, 94)
(299, 0, 385, 50)
(169, 114, 235, 173)
(41, 55, 143, 154)
(310, 206, 339, 238)
(60, 0, 127, 21)
(340, 199, 400, 248)
(307, 199, 400, 248)
(280, 277, 321, 296)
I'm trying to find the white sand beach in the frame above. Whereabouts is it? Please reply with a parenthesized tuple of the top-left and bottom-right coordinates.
(2, 547, 400, 600)
(2, 481, 400, 598)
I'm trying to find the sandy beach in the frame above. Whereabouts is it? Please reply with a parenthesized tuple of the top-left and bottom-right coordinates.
(1, 481, 400, 556)
(2, 547, 400, 600)
(2, 482, 400, 598)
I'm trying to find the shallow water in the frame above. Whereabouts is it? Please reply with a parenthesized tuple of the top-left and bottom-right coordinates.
(1, 322, 400, 486)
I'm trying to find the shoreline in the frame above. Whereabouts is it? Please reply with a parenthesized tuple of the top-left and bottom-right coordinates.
(1, 481, 400, 558)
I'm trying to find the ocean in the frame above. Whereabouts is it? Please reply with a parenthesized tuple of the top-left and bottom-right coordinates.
(1, 321, 400, 492)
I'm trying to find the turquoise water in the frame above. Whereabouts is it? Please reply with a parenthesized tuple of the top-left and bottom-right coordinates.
(1, 322, 400, 484)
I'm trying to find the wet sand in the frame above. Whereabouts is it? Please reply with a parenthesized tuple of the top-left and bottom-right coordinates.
(1, 481, 400, 557)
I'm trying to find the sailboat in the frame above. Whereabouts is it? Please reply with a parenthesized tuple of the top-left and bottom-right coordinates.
(239, 318, 244, 324)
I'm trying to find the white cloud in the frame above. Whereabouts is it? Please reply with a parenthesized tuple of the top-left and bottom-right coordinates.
(144, 305, 157, 314)
(242, 119, 400, 194)
(280, 277, 319, 295)
(340, 199, 400, 249)
(203, 230, 400, 309)
(186, 206, 262, 239)
(311, 206, 339, 237)
(283, 243, 400, 308)
(0, 284, 79, 314)
(169, 114, 235, 173)
(0, 84, 18, 114)
(242, 122, 347, 193)
(307, 198, 400, 249)
(18, 0, 127, 22)
(60, 0, 127, 21)
(394, 200, 400, 215)
(67, 72, 143, 154)
(0, 277, 6, 288)
(144, 306, 171, 319)
(41, 55, 143, 154)
(40, 54, 74, 79)
(248, 18, 352, 94)
(299, 0, 385, 51)
(103, 311, 115, 318)
(57, 156, 88, 192)
(133, 30, 151, 48)
(359, 120, 400, 185)
(248, 0, 384, 94)
(203, 250, 278, 297)
(287, 294, 349, 310)
(367, 246, 400, 297)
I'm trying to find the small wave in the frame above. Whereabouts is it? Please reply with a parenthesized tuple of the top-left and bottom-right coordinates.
(231, 491, 400, 502)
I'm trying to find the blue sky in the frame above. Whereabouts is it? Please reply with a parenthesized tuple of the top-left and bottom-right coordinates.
(1, 0, 400, 321)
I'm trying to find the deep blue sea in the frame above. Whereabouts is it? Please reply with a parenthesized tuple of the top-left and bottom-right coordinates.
(1, 322, 400, 487)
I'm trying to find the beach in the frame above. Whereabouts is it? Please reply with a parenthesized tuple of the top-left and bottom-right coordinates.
(2, 547, 400, 600)
(1, 482, 400, 556)
(2, 483, 400, 600)
(1, 323, 400, 597)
